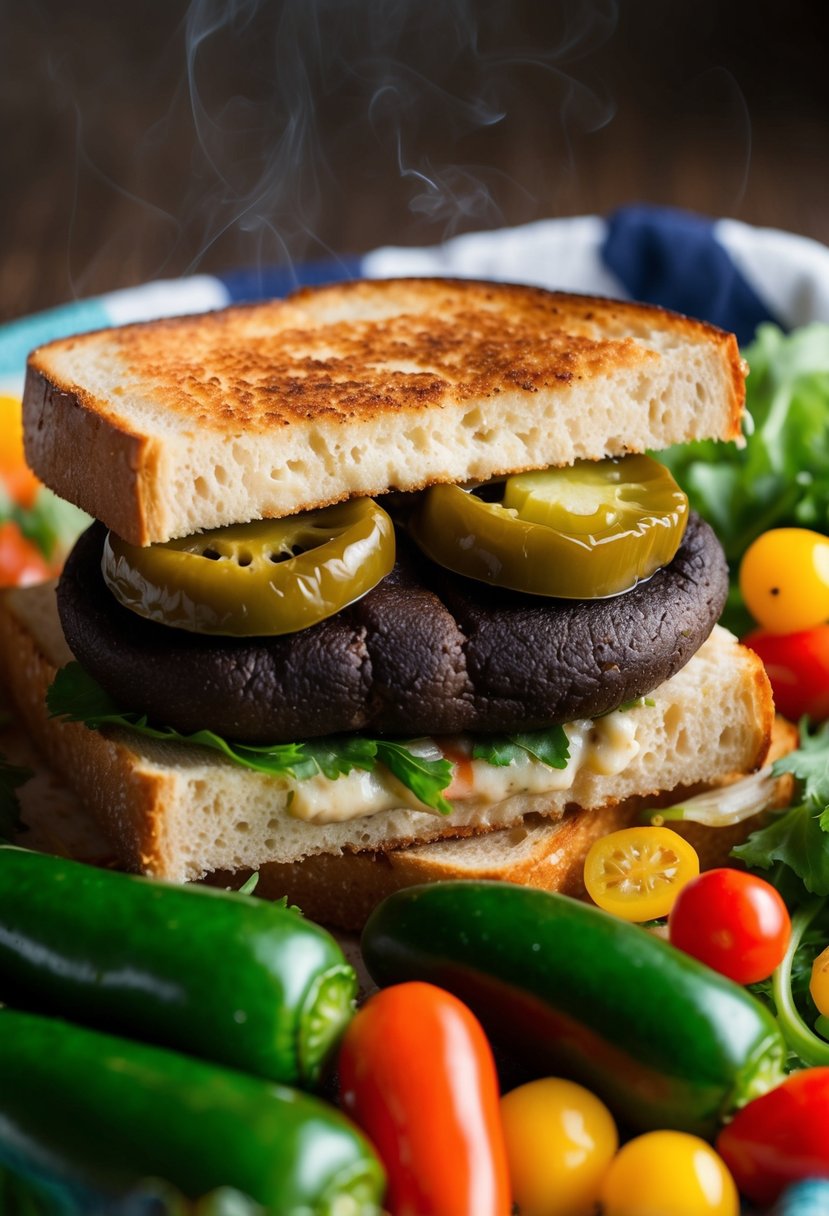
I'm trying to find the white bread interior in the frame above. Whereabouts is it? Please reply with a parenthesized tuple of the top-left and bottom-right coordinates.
(235, 713, 795, 932)
(0, 581, 772, 883)
(23, 280, 745, 545)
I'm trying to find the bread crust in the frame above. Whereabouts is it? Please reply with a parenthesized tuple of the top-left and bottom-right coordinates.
(24, 280, 746, 545)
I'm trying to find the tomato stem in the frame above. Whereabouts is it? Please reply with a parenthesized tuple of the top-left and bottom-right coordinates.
(772, 898, 829, 1067)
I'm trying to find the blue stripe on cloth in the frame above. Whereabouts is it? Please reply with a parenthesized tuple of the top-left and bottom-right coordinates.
(0, 299, 110, 380)
(218, 255, 363, 303)
(601, 205, 781, 344)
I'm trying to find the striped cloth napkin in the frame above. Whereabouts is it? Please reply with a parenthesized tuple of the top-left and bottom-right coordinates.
(3, 202, 829, 398)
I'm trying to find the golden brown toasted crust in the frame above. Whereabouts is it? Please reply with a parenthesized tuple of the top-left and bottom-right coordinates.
(24, 279, 746, 545)
(28, 281, 741, 430)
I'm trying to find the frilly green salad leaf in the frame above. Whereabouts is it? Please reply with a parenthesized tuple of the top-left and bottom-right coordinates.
(733, 721, 829, 1070)
(472, 725, 569, 769)
(733, 720, 829, 895)
(661, 322, 829, 631)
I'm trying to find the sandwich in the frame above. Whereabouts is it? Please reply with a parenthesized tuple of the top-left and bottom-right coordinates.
(0, 278, 779, 926)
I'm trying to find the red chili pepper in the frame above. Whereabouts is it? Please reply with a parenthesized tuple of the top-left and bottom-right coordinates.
(716, 1067, 829, 1205)
(338, 980, 511, 1216)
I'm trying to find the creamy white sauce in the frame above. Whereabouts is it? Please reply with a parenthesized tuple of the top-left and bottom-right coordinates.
(289, 707, 642, 825)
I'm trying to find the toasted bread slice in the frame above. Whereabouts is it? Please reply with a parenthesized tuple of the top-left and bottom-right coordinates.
(24, 280, 745, 545)
(0, 581, 772, 883)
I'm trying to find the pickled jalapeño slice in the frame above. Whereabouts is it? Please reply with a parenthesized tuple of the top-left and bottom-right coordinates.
(103, 498, 395, 636)
(409, 454, 688, 599)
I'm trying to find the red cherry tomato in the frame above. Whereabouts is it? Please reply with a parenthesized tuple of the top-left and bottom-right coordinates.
(0, 521, 51, 588)
(716, 1067, 829, 1206)
(338, 981, 511, 1216)
(743, 626, 829, 722)
(668, 868, 791, 985)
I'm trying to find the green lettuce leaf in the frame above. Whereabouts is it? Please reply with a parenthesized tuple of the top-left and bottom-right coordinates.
(472, 725, 570, 770)
(660, 323, 829, 631)
(774, 718, 829, 807)
(732, 803, 829, 896)
(732, 720, 829, 895)
(375, 741, 454, 815)
(47, 662, 454, 813)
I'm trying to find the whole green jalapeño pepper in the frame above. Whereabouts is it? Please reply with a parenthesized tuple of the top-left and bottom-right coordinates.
(0, 846, 355, 1089)
(361, 881, 786, 1138)
(0, 1009, 385, 1216)
(409, 454, 688, 598)
(103, 497, 395, 636)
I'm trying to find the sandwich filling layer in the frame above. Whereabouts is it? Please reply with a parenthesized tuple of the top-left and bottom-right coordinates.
(0, 580, 773, 880)
(57, 512, 727, 742)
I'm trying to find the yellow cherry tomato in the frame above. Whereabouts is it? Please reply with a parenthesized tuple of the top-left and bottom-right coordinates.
(583, 826, 700, 922)
(600, 1130, 738, 1216)
(500, 1078, 618, 1216)
(739, 527, 829, 634)
(810, 944, 829, 1017)
(0, 395, 40, 508)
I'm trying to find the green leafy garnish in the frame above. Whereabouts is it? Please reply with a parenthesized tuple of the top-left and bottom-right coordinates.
(733, 720, 829, 894)
(661, 322, 829, 631)
(774, 718, 829, 806)
(617, 696, 656, 712)
(731, 721, 829, 1069)
(375, 741, 454, 815)
(47, 662, 454, 814)
(734, 803, 829, 896)
(0, 752, 31, 842)
(472, 725, 569, 769)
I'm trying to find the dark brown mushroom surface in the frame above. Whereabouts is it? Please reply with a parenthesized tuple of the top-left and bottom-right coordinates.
(57, 515, 727, 743)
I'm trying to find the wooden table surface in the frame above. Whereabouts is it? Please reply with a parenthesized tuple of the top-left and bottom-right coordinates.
(0, 0, 826, 324)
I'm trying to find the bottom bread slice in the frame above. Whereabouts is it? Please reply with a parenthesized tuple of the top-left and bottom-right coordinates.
(228, 716, 795, 930)
(0, 581, 774, 882)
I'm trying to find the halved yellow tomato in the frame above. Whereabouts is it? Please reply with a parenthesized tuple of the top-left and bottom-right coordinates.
(583, 826, 700, 922)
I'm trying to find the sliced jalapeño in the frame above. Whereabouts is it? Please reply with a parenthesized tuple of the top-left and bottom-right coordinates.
(409, 454, 688, 598)
(103, 498, 395, 636)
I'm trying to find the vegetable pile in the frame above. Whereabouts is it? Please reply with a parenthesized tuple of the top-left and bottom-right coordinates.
(6, 325, 829, 1212)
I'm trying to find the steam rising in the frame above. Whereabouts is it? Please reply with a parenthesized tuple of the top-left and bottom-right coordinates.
(179, 0, 619, 268)
(21, 0, 621, 291)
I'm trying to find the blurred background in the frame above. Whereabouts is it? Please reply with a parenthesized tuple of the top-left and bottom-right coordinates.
(0, 0, 825, 323)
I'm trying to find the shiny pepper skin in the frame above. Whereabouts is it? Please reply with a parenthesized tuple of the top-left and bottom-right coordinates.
(338, 981, 511, 1216)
